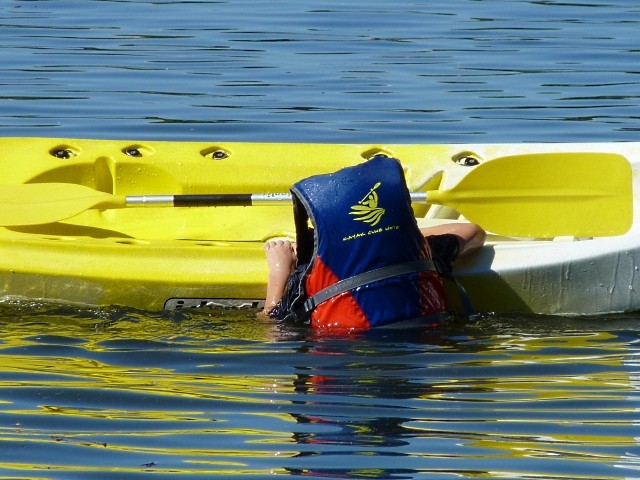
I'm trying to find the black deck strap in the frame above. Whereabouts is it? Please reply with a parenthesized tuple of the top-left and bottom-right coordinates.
(300, 259, 437, 316)
(450, 275, 476, 319)
(433, 256, 476, 319)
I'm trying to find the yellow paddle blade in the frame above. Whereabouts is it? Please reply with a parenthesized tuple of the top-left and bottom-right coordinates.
(427, 152, 633, 238)
(0, 183, 126, 226)
(0, 152, 632, 236)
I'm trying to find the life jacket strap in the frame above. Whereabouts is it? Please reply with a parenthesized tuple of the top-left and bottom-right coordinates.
(295, 259, 437, 319)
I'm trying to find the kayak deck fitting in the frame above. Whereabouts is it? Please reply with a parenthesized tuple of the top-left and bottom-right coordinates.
(0, 137, 638, 315)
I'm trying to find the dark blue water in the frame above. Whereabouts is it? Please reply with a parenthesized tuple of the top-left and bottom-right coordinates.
(0, 0, 638, 143)
(1, 1, 639, 478)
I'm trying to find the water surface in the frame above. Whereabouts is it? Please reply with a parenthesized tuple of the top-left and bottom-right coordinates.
(0, 1, 639, 478)
(0, 0, 638, 142)
(1, 304, 639, 479)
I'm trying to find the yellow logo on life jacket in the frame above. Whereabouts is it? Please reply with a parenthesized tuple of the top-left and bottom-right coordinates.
(349, 182, 385, 226)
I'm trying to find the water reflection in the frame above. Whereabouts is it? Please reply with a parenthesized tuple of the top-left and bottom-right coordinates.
(277, 324, 640, 478)
(0, 304, 639, 478)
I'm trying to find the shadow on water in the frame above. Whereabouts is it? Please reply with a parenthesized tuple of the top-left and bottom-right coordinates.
(0, 301, 639, 478)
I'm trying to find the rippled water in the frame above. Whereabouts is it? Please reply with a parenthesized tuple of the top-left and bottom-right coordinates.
(0, 0, 638, 142)
(1, 304, 639, 478)
(1, 1, 640, 478)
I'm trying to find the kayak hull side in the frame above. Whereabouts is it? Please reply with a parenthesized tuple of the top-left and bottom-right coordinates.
(0, 138, 638, 315)
(452, 227, 640, 315)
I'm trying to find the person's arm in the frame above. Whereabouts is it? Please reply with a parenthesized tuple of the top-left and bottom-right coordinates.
(420, 222, 486, 258)
(262, 240, 297, 315)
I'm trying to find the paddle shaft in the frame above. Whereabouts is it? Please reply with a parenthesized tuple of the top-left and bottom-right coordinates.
(0, 151, 631, 237)
(126, 192, 428, 207)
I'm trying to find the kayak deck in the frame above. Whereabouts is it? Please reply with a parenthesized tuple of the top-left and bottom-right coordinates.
(1, 137, 639, 315)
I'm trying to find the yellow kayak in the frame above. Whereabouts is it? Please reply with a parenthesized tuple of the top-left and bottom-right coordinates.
(0, 137, 638, 315)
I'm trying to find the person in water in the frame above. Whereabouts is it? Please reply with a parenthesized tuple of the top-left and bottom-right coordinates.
(261, 155, 486, 331)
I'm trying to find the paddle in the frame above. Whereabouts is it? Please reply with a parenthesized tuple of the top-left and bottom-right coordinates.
(0, 152, 632, 237)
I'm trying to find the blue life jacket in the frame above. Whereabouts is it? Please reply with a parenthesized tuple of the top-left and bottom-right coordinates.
(287, 155, 449, 331)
